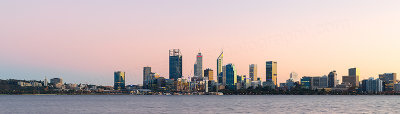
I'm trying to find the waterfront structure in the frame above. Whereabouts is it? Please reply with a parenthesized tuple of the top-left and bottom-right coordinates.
(169, 49, 182, 80)
(266, 61, 277, 87)
(194, 52, 203, 77)
(363, 78, 383, 94)
(204, 68, 214, 81)
(114, 71, 125, 90)
(225, 64, 237, 90)
(217, 51, 223, 84)
(379, 73, 397, 91)
(342, 68, 360, 88)
(328, 70, 337, 88)
(249, 64, 257, 81)
(143, 67, 152, 89)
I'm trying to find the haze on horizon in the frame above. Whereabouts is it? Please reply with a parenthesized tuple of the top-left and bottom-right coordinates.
(1, 0, 400, 86)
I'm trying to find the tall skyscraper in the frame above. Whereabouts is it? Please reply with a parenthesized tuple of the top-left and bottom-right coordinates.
(143, 67, 152, 89)
(225, 64, 237, 90)
(194, 52, 203, 77)
(379, 73, 397, 91)
(328, 70, 337, 88)
(266, 61, 277, 87)
(349, 68, 360, 76)
(349, 68, 360, 87)
(249, 64, 257, 81)
(204, 68, 214, 81)
(114, 71, 125, 90)
(217, 51, 223, 84)
(169, 49, 182, 80)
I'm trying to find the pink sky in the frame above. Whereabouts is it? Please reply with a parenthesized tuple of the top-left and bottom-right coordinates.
(1, 0, 400, 85)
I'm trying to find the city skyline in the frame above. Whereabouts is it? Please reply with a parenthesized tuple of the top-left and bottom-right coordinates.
(2, 1, 400, 86)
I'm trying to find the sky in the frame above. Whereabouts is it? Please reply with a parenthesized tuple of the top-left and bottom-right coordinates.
(1, 0, 400, 86)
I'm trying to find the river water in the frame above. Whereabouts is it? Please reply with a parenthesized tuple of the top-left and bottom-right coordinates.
(1, 95, 399, 114)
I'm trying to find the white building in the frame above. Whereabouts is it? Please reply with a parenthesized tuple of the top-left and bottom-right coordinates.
(365, 78, 383, 94)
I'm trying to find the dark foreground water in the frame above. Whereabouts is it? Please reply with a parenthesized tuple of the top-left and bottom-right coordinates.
(1, 95, 399, 114)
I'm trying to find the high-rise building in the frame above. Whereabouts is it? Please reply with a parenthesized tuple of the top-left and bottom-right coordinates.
(349, 68, 360, 87)
(301, 76, 328, 89)
(169, 49, 182, 80)
(222, 66, 226, 86)
(114, 71, 125, 90)
(363, 77, 383, 94)
(328, 70, 337, 88)
(301, 76, 313, 89)
(266, 61, 277, 87)
(194, 52, 203, 77)
(143, 67, 152, 89)
(43, 77, 48, 86)
(312, 77, 320, 89)
(319, 75, 328, 88)
(249, 64, 257, 81)
(204, 68, 214, 81)
(217, 51, 223, 84)
(225, 64, 237, 90)
(349, 68, 360, 76)
(379, 73, 397, 91)
(290, 72, 298, 82)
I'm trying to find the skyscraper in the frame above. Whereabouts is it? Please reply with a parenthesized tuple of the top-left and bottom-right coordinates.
(266, 61, 277, 87)
(328, 70, 337, 88)
(204, 68, 214, 81)
(249, 64, 257, 81)
(225, 64, 237, 90)
(379, 73, 397, 91)
(143, 67, 152, 89)
(169, 49, 182, 80)
(349, 68, 360, 87)
(114, 71, 125, 90)
(194, 52, 203, 77)
(217, 51, 223, 84)
(349, 68, 360, 76)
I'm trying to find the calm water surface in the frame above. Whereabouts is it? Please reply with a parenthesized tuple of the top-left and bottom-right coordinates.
(1, 95, 399, 114)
